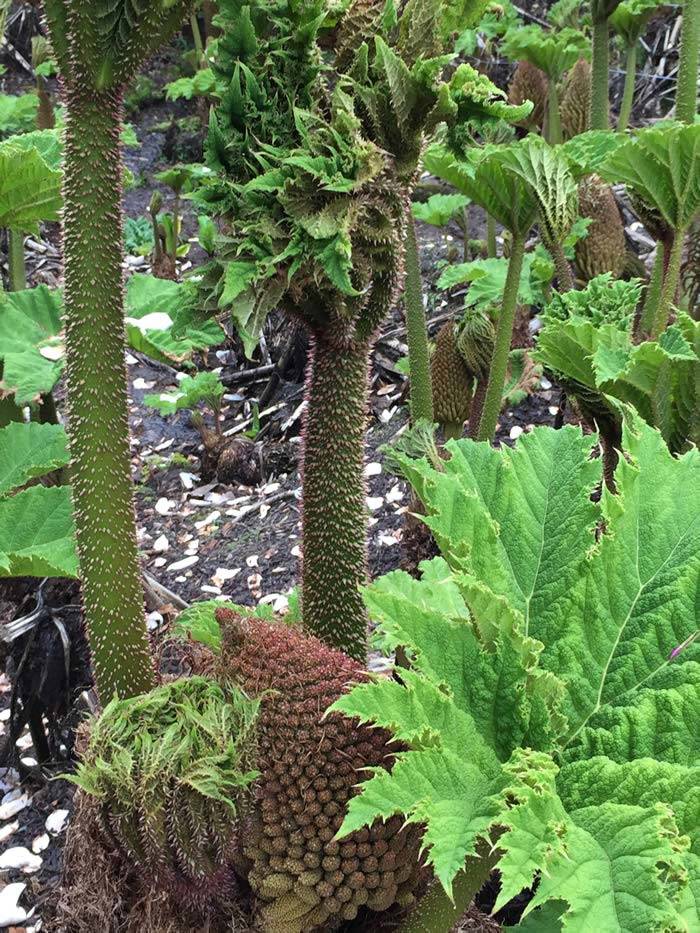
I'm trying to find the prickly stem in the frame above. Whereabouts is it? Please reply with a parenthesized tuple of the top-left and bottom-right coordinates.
(301, 330, 370, 662)
(62, 85, 155, 701)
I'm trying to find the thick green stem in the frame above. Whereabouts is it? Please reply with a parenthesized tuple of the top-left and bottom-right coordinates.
(550, 239, 574, 292)
(8, 229, 26, 291)
(486, 213, 497, 259)
(477, 234, 526, 442)
(676, 0, 700, 123)
(546, 79, 563, 144)
(638, 242, 665, 338)
(652, 230, 685, 338)
(301, 330, 370, 662)
(63, 86, 155, 701)
(590, 18, 611, 130)
(190, 12, 205, 68)
(396, 842, 500, 933)
(404, 213, 434, 424)
(617, 43, 637, 131)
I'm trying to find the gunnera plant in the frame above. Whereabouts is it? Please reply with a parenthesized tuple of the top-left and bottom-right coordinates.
(508, 61, 548, 133)
(69, 677, 260, 913)
(559, 57, 592, 140)
(430, 320, 473, 439)
(574, 174, 626, 281)
(609, 0, 663, 130)
(589, 0, 624, 129)
(43, 0, 194, 701)
(214, 607, 426, 933)
(501, 24, 589, 144)
(201, 0, 508, 659)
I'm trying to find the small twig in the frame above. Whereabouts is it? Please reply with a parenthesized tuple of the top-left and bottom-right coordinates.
(222, 363, 276, 386)
(142, 571, 189, 611)
(227, 488, 299, 527)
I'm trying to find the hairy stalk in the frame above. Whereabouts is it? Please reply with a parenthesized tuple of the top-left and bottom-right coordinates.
(590, 18, 611, 130)
(550, 239, 574, 292)
(477, 233, 526, 441)
(546, 80, 563, 144)
(676, 0, 700, 123)
(461, 206, 470, 262)
(638, 242, 665, 338)
(301, 330, 370, 662)
(63, 87, 155, 699)
(468, 379, 487, 438)
(190, 12, 205, 68)
(8, 229, 26, 291)
(652, 231, 685, 338)
(617, 43, 637, 130)
(486, 213, 497, 258)
(396, 842, 500, 933)
(404, 214, 434, 424)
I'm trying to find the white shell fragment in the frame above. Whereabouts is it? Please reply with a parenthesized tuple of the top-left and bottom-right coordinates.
(45, 809, 69, 835)
(167, 555, 199, 572)
(153, 534, 169, 552)
(32, 833, 49, 854)
(0, 821, 19, 843)
(366, 496, 383, 512)
(0, 846, 43, 873)
(0, 791, 30, 821)
(155, 497, 176, 515)
(509, 426, 524, 440)
(0, 882, 28, 925)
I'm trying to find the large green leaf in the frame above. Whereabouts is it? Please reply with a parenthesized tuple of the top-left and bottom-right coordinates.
(536, 313, 700, 452)
(599, 122, 700, 232)
(501, 25, 589, 79)
(0, 286, 64, 403)
(0, 93, 39, 138)
(0, 136, 62, 233)
(0, 485, 78, 578)
(444, 143, 538, 236)
(399, 427, 602, 641)
(0, 422, 69, 498)
(497, 137, 578, 244)
(338, 418, 699, 928)
(610, 0, 663, 46)
(125, 274, 224, 364)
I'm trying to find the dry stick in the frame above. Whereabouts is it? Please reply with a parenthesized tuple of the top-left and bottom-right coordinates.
(222, 363, 276, 386)
(257, 328, 302, 410)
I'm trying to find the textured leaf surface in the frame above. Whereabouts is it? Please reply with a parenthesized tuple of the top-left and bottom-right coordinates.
(536, 314, 700, 452)
(0, 485, 77, 578)
(345, 419, 699, 927)
(600, 123, 700, 231)
(0, 422, 69, 498)
(0, 136, 62, 232)
(0, 286, 64, 402)
(125, 274, 224, 363)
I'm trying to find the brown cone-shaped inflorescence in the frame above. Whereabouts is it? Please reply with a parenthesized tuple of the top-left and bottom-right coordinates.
(431, 321, 474, 437)
(575, 175, 626, 281)
(559, 58, 591, 140)
(216, 609, 426, 933)
(508, 61, 548, 131)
